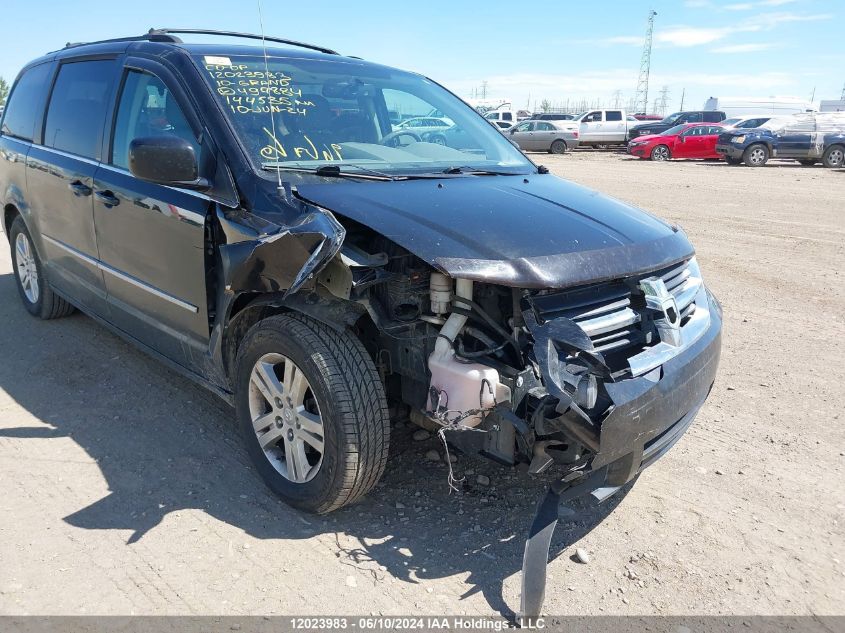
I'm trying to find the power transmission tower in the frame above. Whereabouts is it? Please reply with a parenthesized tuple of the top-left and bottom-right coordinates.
(657, 85, 670, 116)
(481, 81, 488, 100)
(634, 9, 657, 114)
(840, 82, 844, 100)
(612, 90, 623, 108)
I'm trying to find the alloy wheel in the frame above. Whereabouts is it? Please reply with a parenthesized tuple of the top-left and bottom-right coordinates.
(15, 233, 39, 304)
(749, 147, 766, 165)
(652, 145, 669, 161)
(828, 148, 844, 168)
(247, 353, 325, 483)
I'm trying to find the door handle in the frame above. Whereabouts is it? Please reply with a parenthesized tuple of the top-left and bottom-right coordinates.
(95, 190, 120, 208)
(68, 180, 92, 197)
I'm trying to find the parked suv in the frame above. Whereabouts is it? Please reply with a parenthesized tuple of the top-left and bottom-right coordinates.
(715, 113, 845, 167)
(628, 110, 726, 141)
(0, 30, 722, 515)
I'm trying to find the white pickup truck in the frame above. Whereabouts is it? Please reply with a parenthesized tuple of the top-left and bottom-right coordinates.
(570, 109, 637, 146)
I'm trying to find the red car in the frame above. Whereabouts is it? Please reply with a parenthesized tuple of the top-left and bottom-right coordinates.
(627, 122, 725, 161)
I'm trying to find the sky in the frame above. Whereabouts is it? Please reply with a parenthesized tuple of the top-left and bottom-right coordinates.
(1, 0, 842, 113)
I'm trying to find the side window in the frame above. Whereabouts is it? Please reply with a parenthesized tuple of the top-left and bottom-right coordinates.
(514, 122, 530, 132)
(685, 112, 703, 123)
(44, 60, 116, 159)
(606, 110, 623, 121)
(703, 111, 722, 122)
(1, 63, 53, 141)
(503, 112, 513, 121)
(537, 122, 555, 131)
(584, 111, 603, 122)
(111, 70, 199, 170)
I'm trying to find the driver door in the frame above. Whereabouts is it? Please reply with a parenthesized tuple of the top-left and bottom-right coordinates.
(93, 61, 211, 369)
(580, 111, 603, 142)
(509, 121, 536, 150)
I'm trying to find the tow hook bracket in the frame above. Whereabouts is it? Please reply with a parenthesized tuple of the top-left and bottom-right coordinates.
(519, 466, 609, 623)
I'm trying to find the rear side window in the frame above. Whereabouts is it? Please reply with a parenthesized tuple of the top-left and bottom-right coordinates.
(606, 111, 623, 121)
(111, 70, 199, 170)
(1, 63, 52, 141)
(44, 60, 117, 160)
(703, 111, 723, 122)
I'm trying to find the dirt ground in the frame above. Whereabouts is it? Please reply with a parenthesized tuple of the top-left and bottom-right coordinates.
(0, 151, 843, 618)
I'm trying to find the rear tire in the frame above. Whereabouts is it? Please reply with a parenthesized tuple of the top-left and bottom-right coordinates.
(650, 145, 671, 161)
(743, 144, 769, 167)
(550, 139, 567, 154)
(234, 313, 390, 514)
(9, 216, 75, 320)
(822, 144, 844, 169)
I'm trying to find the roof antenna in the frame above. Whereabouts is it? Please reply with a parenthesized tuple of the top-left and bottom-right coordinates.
(257, 0, 285, 192)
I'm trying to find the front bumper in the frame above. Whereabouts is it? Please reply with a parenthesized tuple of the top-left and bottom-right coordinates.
(627, 143, 649, 157)
(535, 288, 722, 488)
(590, 290, 721, 485)
(715, 143, 744, 159)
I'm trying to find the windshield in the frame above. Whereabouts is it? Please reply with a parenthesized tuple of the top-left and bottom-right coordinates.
(661, 124, 688, 136)
(195, 54, 532, 176)
(722, 118, 741, 126)
(661, 112, 682, 125)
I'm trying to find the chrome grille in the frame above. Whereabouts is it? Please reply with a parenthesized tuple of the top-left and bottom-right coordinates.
(529, 258, 708, 374)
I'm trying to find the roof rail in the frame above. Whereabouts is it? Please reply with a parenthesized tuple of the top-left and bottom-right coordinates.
(62, 31, 181, 50)
(148, 29, 339, 55)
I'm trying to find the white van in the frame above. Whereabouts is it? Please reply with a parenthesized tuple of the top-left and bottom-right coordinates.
(704, 97, 815, 118)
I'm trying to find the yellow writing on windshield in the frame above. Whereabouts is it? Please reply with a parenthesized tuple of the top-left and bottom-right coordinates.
(204, 63, 312, 116)
(260, 127, 343, 162)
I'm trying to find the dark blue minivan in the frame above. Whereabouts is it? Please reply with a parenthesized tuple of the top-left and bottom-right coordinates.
(0, 29, 721, 515)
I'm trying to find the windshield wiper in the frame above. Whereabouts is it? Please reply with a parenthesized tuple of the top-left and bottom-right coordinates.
(261, 163, 398, 181)
(441, 166, 519, 176)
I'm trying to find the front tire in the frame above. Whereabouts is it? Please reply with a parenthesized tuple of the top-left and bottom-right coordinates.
(9, 216, 75, 320)
(550, 139, 567, 154)
(822, 144, 844, 169)
(234, 314, 390, 514)
(650, 144, 671, 161)
(743, 143, 769, 167)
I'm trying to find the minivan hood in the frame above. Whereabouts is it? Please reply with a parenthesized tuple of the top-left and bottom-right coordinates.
(296, 174, 694, 289)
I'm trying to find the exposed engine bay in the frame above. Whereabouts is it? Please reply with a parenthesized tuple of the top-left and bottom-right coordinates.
(314, 218, 717, 480)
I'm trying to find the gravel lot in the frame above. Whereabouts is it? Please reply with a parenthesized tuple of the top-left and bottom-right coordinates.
(0, 151, 843, 617)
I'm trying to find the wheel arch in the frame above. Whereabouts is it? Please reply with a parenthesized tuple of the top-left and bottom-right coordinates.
(221, 290, 371, 385)
(3, 203, 21, 241)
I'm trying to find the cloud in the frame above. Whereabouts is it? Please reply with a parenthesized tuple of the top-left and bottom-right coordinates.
(656, 26, 756, 46)
(711, 43, 776, 53)
(689, 0, 800, 9)
(597, 11, 830, 49)
(443, 70, 796, 103)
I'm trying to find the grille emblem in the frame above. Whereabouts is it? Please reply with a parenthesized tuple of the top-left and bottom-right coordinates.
(640, 277, 681, 346)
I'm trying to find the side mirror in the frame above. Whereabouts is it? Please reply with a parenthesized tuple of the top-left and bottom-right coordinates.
(129, 136, 209, 190)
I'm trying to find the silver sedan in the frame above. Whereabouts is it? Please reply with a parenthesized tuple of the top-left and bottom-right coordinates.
(508, 120, 580, 153)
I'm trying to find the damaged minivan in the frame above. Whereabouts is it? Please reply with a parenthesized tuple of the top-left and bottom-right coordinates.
(1, 30, 722, 514)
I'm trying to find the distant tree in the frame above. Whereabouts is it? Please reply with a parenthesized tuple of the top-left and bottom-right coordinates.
(0, 77, 9, 105)
(540, 99, 551, 113)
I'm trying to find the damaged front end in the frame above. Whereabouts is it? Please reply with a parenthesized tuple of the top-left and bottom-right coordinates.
(417, 256, 722, 493)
